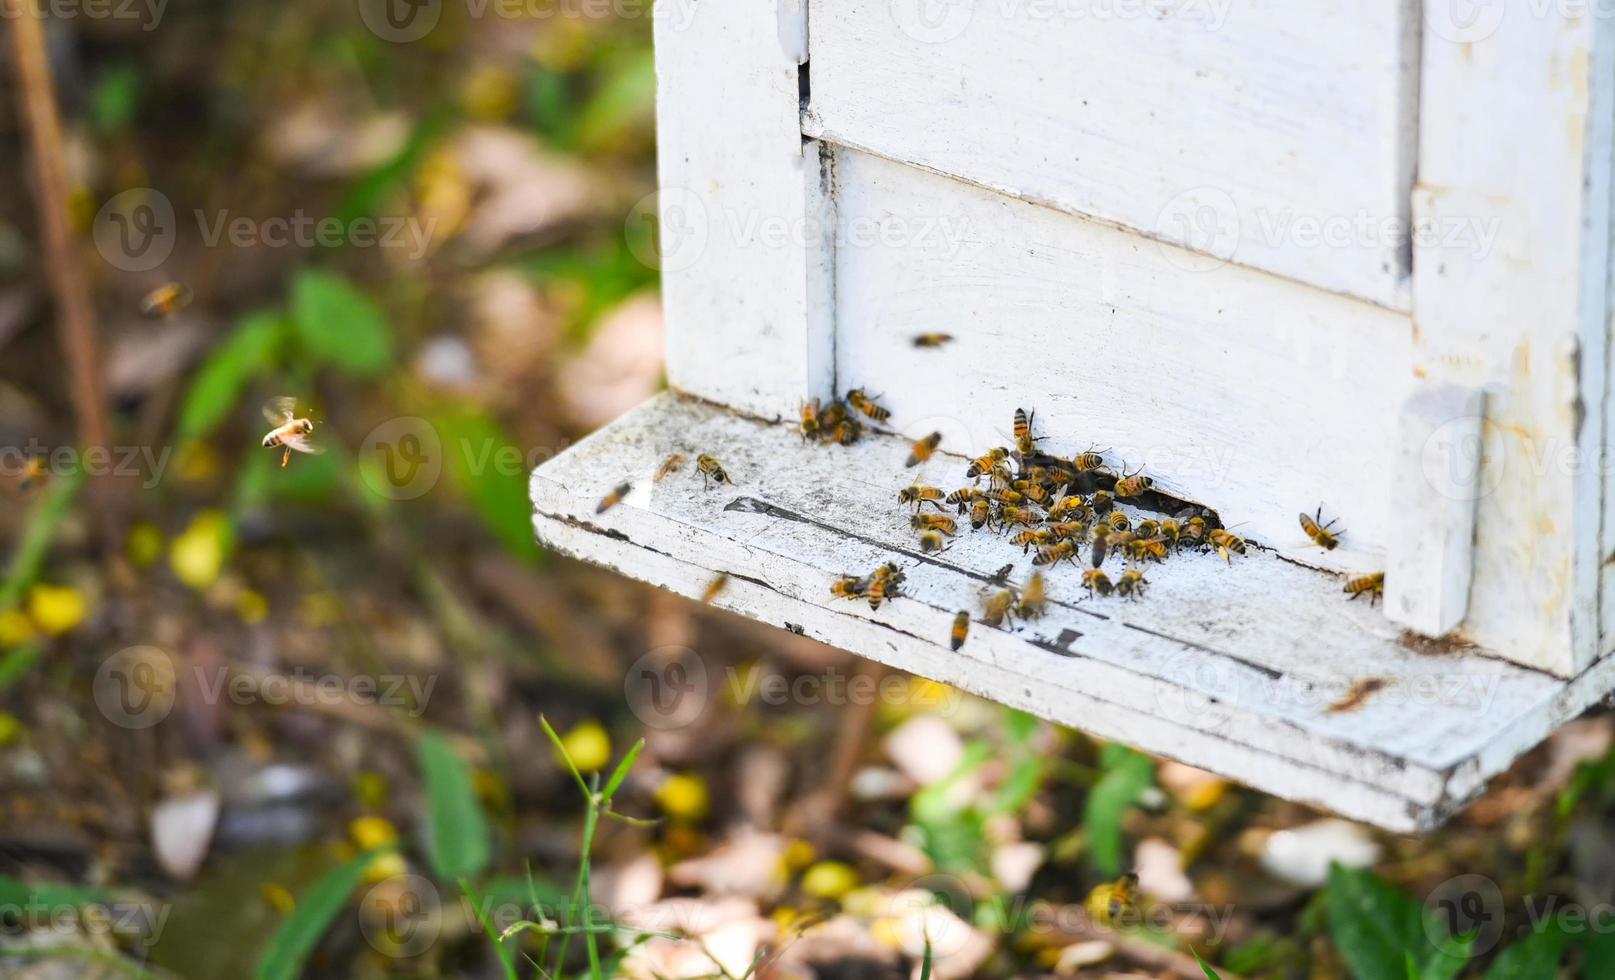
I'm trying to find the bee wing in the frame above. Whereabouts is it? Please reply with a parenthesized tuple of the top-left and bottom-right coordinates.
(262, 396, 298, 424)
(283, 433, 325, 456)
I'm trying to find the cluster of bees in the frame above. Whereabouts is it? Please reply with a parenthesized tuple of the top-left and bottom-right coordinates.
(797, 389, 893, 447)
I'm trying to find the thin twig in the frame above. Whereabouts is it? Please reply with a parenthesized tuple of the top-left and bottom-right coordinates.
(6, 0, 113, 461)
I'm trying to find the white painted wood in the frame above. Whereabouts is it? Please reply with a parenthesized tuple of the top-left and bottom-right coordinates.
(531, 394, 1615, 833)
(1415, 10, 1615, 676)
(654, 0, 833, 418)
(1384, 385, 1483, 638)
(828, 147, 1410, 574)
(803, 0, 1418, 309)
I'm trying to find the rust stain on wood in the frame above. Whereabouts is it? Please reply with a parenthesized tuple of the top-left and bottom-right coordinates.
(1329, 677, 1390, 714)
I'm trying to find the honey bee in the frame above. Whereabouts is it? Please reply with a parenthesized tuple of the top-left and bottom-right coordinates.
(1157, 519, 1181, 549)
(867, 562, 904, 609)
(1048, 495, 1090, 522)
(988, 563, 1015, 585)
(917, 529, 951, 553)
(818, 400, 848, 429)
(696, 454, 732, 488)
(596, 481, 631, 514)
(1081, 568, 1114, 597)
(947, 487, 980, 508)
(1089, 490, 1114, 515)
(1104, 511, 1131, 532)
(656, 454, 686, 481)
(1125, 537, 1169, 562)
(1300, 506, 1344, 550)
(1073, 449, 1106, 472)
(845, 388, 890, 423)
(702, 573, 729, 603)
(830, 575, 866, 601)
(1344, 572, 1385, 605)
(16, 456, 48, 493)
(906, 431, 942, 468)
(1133, 519, 1159, 539)
(997, 506, 1038, 530)
(899, 485, 946, 511)
(970, 497, 993, 530)
(983, 588, 1017, 628)
(1209, 528, 1246, 561)
(1012, 408, 1039, 456)
(1090, 527, 1112, 567)
(989, 489, 1028, 507)
(1182, 515, 1208, 546)
(950, 610, 970, 650)
(260, 397, 322, 468)
(1010, 479, 1050, 504)
(1114, 468, 1153, 498)
(912, 513, 958, 534)
(1017, 572, 1047, 619)
(1034, 540, 1078, 567)
(1015, 528, 1055, 554)
(799, 400, 822, 441)
(140, 281, 193, 318)
(1116, 569, 1149, 599)
(833, 419, 861, 445)
(1048, 520, 1089, 542)
(966, 447, 1011, 482)
(912, 333, 954, 348)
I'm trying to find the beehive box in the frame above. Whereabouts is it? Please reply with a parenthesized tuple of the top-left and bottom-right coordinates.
(532, 1, 1615, 832)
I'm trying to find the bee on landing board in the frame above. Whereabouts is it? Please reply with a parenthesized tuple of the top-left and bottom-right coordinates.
(845, 388, 890, 423)
(982, 588, 1017, 628)
(1012, 408, 1039, 457)
(899, 485, 946, 511)
(917, 529, 950, 553)
(695, 454, 732, 489)
(866, 562, 904, 610)
(799, 400, 822, 442)
(1081, 568, 1114, 598)
(139, 281, 193, 318)
(1344, 572, 1384, 606)
(966, 448, 1010, 483)
(1300, 506, 1344, 550)
(261, 397, 322, 468)
(906, 431, 942, 468)
(949, 610, 970, 650)
(1016, 572, 1046, 619)
(1209, 528, 1246, 562)
(1113, 466, 1153, 499)
(912, 513, 958, 535)
(596, 481, 631, 514)
(1116, 568, 1149, 599)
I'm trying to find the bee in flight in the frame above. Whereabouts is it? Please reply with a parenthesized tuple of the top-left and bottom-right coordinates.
(1344, 572, 1384, 606)
(949, 610, 970, 650)
(845, 388, 890, 423)
(702, 573, 729, 604)
(139, 281, 193, 318)
(1300, 506, 1344, 550)
(656, 454, 686, 481)
(696, 454, 732, 489)
(261, 397, 322, 468)
(1087, 872, 1140, 926)
(16, 456, 48, 493)
(906, 431, 942, 468)
(912, 333, 954, 348)
(596, 481, 631, 514)
(966, 447, 1011, 483)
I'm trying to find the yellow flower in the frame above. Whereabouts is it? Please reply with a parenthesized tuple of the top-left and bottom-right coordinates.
(654, 772, 710, 822)
(559, 721, 612, 774)
(27, 584, 88, 636)
(362, 850, 408, 885)
(169, 511, 231, 590)
(350, 815, 400, 851)
(260, 882, 296, 916)
(126, 522, 164, 568)
(0, 608, 36, 648)
(801, 861, 860, 901)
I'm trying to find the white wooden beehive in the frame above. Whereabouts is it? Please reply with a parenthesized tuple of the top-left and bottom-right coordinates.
(532, 0, 1615, 832)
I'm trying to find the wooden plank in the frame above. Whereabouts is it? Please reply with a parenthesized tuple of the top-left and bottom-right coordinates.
(530, 394, 1606, 833)
(827, 147, 1412, 573)
(1384, 385, 1483, 637)
(1416, 9, 1615, 675)
(654, 0, 833, 418)
(803, 0, 1419, 309)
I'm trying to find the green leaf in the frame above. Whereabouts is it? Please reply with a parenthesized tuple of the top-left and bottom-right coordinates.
(459, 879, 519, 980)
(178, 313, 286, 441)
(1084, 745, 1154, 876)
(575, 49, 655, 152)
(290, 270, 392, 377)
(601, 738, 646, 803)
(1192, 948, 1222, 980)
(1327, 865, 1459, 980)
(90, 64, 141, 134)
(1, 465, 84, 609)
(0, 875, 113, 909)
(416, 732, 492, 880)
(253, 848, 381, 980)
(436, 412, 542, 561)
(1484, 922, 1572, 980)
(1418, 930, 1473, 980)
(0, 645, 42, 693)
(1584, 930, 1615, 979)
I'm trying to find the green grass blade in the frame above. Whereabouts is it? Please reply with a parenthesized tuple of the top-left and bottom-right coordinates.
(416, 731, 492, 880)
(253, 848, 386, 980)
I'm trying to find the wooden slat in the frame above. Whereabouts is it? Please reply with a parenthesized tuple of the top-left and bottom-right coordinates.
(530, 394, 1612, 833)
(827, 147, 1411, 572)
(803, 0, 1419, 309)
(1415, 10, 1615, 675)
(655, 0, 834, 418)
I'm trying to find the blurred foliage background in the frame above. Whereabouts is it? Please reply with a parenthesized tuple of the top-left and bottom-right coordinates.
(3, 2, 1615, 978)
